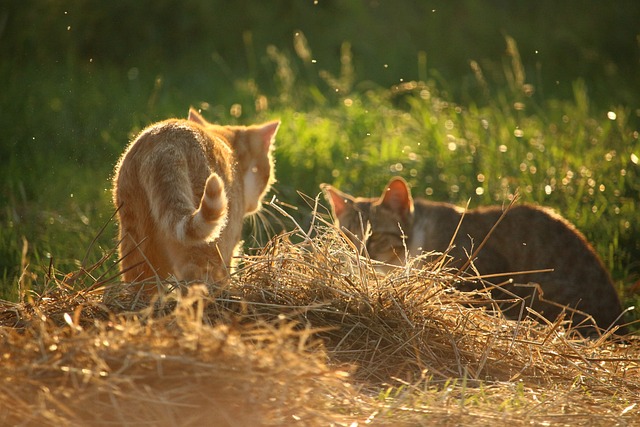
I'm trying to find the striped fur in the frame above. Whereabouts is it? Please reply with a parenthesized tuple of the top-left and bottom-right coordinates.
(322, 177, 626, 334)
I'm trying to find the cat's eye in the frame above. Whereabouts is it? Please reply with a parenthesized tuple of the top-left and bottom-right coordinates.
(366, 233, 404, 257)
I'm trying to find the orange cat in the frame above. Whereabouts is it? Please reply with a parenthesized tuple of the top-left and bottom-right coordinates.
(322, 177, 626, 333)
(112, 108, 279, 289)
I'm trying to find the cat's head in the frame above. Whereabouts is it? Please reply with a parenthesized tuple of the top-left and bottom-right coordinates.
(321, 177, 414, 267)
(188, 108, 279, 215)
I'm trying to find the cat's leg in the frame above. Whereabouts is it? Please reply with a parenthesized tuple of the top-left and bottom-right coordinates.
(116, 208, 169, 285)
(108, 229, 175, 297)
(118, 228, 145, 283)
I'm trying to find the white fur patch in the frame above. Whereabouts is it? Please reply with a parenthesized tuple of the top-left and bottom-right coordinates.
(175, 216, 188, 242)
(408, 226, 426, 256)
(243, 166, 261, 213)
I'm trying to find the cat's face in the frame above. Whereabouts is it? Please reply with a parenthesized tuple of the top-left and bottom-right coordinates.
(231, 121, 279, 214)
(322, 177, 414, 267)
(188, 108, 279, 214)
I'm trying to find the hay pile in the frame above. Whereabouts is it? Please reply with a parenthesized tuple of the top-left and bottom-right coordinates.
(1, 216, 639, 426)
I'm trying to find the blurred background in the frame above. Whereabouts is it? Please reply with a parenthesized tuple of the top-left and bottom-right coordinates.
(4, 1, 639, 102)
(1, 1, 639, 309)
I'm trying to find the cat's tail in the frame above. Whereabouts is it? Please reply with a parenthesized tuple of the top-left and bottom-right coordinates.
(176, 173, 228, 242)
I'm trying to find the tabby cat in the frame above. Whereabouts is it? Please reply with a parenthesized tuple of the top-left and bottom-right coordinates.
(113, 108, 279, 288)
(322, 177, 626, 333)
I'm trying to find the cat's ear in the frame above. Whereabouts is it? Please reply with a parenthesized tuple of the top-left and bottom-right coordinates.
(380, 177, 413, 218)
(256, 120, 280, 151)
(188, 108, 207, 126)
(321, 184, 352, 218)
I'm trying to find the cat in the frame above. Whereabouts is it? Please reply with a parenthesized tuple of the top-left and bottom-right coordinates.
(321, 176, 626, 334)
(112, 108, 279, 290)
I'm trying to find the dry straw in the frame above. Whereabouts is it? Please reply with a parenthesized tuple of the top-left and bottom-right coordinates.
(1, 203, 639, 425)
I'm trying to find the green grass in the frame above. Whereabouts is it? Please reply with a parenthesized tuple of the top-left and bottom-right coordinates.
(1, 37, 639, 327)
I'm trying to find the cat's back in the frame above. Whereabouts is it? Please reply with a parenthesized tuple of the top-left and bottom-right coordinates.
(410, 199, 503, 252)
(487, 204, 624, 328)
(421, 201, 622, 327)
(118, 119, 226, 166)
(492, 204, 616, 291)
(412, 200, 598, 259)
(482, 204, 601, 264)
(411, 200, 613, 286)
(114, 119, 234, 194)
